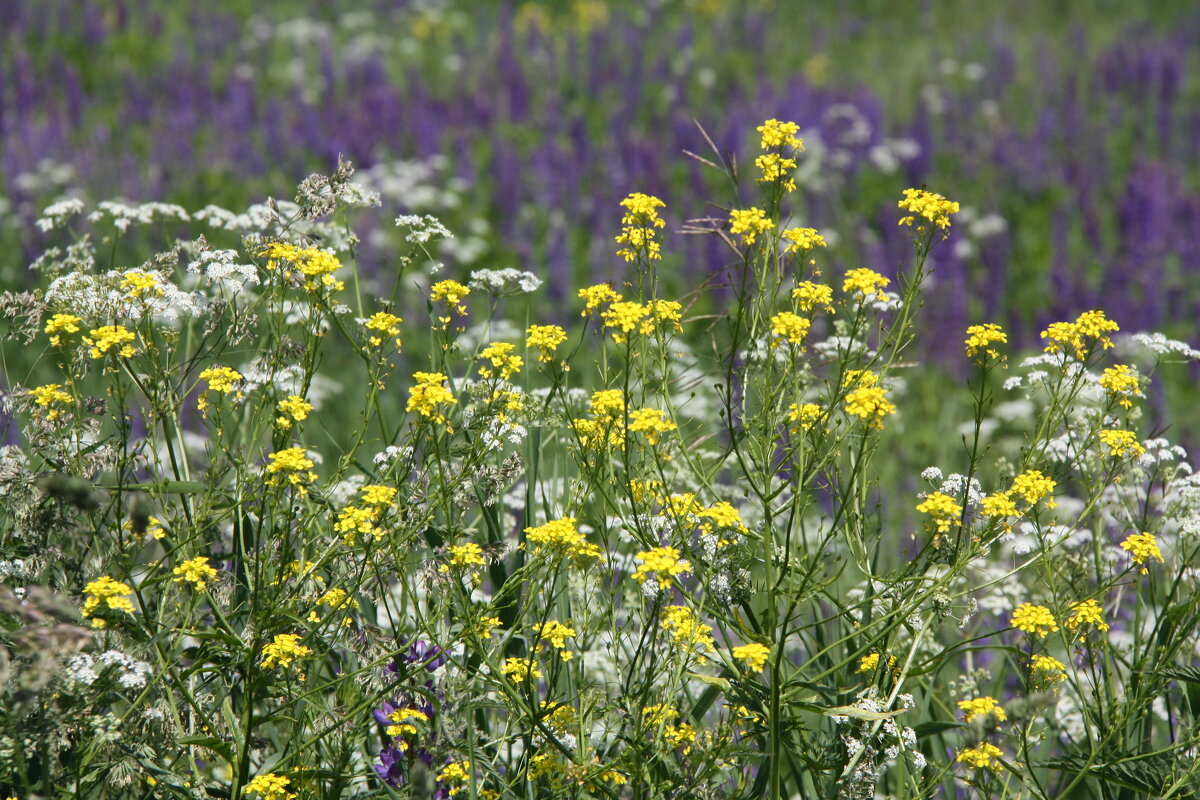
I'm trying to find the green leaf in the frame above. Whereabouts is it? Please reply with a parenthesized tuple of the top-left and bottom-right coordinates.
(1159, 664, 1200, 685)
(178, 736, 233, 765)
(913, 721, 965, 739)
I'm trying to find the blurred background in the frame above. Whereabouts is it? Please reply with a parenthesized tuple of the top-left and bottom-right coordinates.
(3, 0, 1199, 446)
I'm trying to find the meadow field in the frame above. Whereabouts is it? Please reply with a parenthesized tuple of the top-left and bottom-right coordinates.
(3, 2, 1200, 798)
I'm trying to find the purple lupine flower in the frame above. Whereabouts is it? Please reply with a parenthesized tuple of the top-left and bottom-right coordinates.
(374, 744, 407, 788)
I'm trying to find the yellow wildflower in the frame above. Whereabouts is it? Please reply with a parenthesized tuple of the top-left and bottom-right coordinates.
(260, 633, 312, 669)
(244, 773, 296, 800)
(1065, 598, 1109, 633)
(956, 742, 1004, 770)
(578, 283, 621, 315)
(264, 447, 317, 494)
(964, 323, 1007, 361)
(501, 657, 542, 683)
(844, 386, 896, 429)
(782, 227, 825, 253)
(1098, 429, 1144, 459)
(958, 697, 1006, 724)
(732, 642, 771, 672)
(627, 407, 677, 445)
(757, 118, 803, 151)
(661, 605, 714, 653)
(407, 372, 456, 424)
(633, 546, 691, 589)
(916, 491, 963, 533)
(478, 341, 523, 380)
(842, 268, 890, 302)
(84, 325, 136, 359)
(792, 281, 834, 312)
(1120, 531, 1163, 572)
(275, 394, 313, 428)
(615, 192, 666, 261)
(1011, 603, 1057, 636)
(82, 576, 135, 628)
(364, 311, 403, 348)
(172, 557, 218, 591)
(898, 188, 960, 229)
(769, 311, 811, 347)
(527, 324, 568, 362)
(30, 383, 72, 420)
(729, 207, 773, 246)
(45, 312, 82, 347)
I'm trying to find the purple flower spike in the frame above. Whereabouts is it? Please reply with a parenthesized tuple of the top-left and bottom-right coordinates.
(374, 744, 407, 788)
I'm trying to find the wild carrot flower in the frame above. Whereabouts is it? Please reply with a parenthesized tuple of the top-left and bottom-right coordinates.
(84, 325, 136, 359)
(1098, 429, 1145, 458)
(526, 324, 568, 362)
(955, 742, 1003, 770)
(732, 642, 771, 672)
(1120, 531, 1163, 572)
(729, 207, 773, 246)
(478, 342, 523, 380)
(244, 773, 296, 800)
(264, 447, 318, 494)
(260, 633, 312, 669)
(1066, 598, 1109, 632)
(45, 312, 82, 346)
(844, 385, 896, 429)
(633, 547, 691, 590)
(276, 395, 313, 428)
(407, 372, 457, 424)
(1099, 364, 1141, 408)
(916, 491, 963, 533)
(792, 281, 834, 312)
(1010, 603, 1057, 636)
(964, 323, 1007, 361)
(82, 576, 136, 627)
(501, 657, 542, 683)
(172, 557, 218, 591)
(769, 311, 811, 347)
(898, 188, 960, 229)
(842, 268, 890, 302)
(365, 311, 403, 348)
(578, 283, 621, 315)
(958, 697, 1006, 723)
(627, 408, 677, 445)
(615, 192, 666, 261)
(30, 383, 72, 420)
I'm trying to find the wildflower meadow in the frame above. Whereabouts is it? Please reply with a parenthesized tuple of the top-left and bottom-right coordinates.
(3, 3, 1200, 800)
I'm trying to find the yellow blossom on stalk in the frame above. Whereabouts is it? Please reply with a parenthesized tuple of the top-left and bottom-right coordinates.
(844, 386, 896, 430)
(527, 324, 568, 362)
(244, 773, 296, 800)
(360, 484, 397, 506)
(478, 342, 523, 380)
(274, 394, 313, 428)
(916, 491, 963, 533)
(732, 642, 771, 672)
(1066, 598, 1109, 633)
(123, 515, 165, 543)
(264, 447, 317, 494)
(648, 298, 683, 333)
(958, 697, 1006, 724)
(120, 270, 163, 299)
(757, 118, 803, 151)
(787, 402, 823, 432)
(474, 615, 503, 639)
(1011, 603, 1057, 636)
(172, 557, 218, 591)
(755, 152, 798, 192)
(260, 633, 312, 669)
(792, 281, 834, 312)
(841, 369, 880, 389)
(664, 722, 697, 753)
(407, 372, 457, 425)
(782, 228, 825, 255)
(615, 192, 666, 261)
(700, 501, 749, 533)
(1041, 310, 1119, 359)
(956, 742, 1004, 770)
(1098, 429, 1145, 459)
(316, 587, 354, 611)
(661, 605, 714, 653)
(82, 576, 135, 628)
(260, 241, 344, 292)
(84, 325, 136, 359)
(335, 505, 380, 544)
(769, 311, 811, 347)
(964, 323, 1008, 361)
(601, 300, 649, 343)
(524, 517, 602, 564)
(197, 366, 243, 413)
(537, 621, 577, 661)
(1098, 364, 1142, 409)
(1010, 469, 1056, 508)
(579, 283, 621, 315)
(590, 389, 625, 416)
(1120, 531, 1163, 573)
(980, 492, 1018, 521)
(385, 707, 428, 739)
(45, 312, 82, 347)
(438, 761, 471, 797)
(633, 546, 691, 589)
(30, 383, 72, 420)
(627, 407, 677, 445)
(444, 542, 486, 570)
(364, 311, 403, 349)
(842, 268, 890, 302)
(1030, 654, 1068, 684)
(431, 279, 470, 312)
(642, 703, 678, 727)
(856, 653, 881, 673)
(729, 207, 773, 246)
(898, 187, 960, 229)
(501, 657, 542, 683)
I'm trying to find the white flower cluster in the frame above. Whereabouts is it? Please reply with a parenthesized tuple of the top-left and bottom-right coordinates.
(36, 197, 86, 232)
(1119, 332, 1200, 362)
(45, 268, 203, 324)
(187, 249, 260, 293)
(467, 268, 542, 295)
(396, 214, 453, 243)
(88, 201, 190, 232)
(65, 650, 152, 690)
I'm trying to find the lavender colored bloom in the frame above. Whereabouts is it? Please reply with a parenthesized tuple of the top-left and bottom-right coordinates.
(374, 744, 407, 788)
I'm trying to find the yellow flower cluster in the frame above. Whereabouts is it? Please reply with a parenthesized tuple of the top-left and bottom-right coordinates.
(1098, 429, 1144, 458)
(385, 706, 429, 739)
(755, 153, 798, 192)
(1010, 603, 1057, 636)
(1098, 364, 1141, 408)
(172, 556, 218, 591)
(769, 311, 811, 347)
(264, 447, 317, 494)
(443, 542, 486, 576)
(197, 366, 243, 413)
(898, 188, 960, 230)
(757, 118, 803, 150)
(599, 299, 682, 343)
(85, 325, 137, 359)
(523, 517, 602, 564)
(627, 407, 677, 445)
(123, 515, 165, 543)
(537, 620, 577, 660)
(431, 279, 471, 326)
(276, 394, 313, 428)
(578, 283, 621, 315)
(365, 311, 403, 349)
(1040, 309, 1119, 359)
(1066, 598, 1109, 632)
(844, 386, 896, 430)
(787, 402, 822, 433)
(120, 270, 163, 299)
(633, 546, 691, 589)
(260, 633, 312, 669)
(437, 760, 472, 797)
(526, 324, 568, 362)
(82, 576, 135, 628)
(782, 227, 825, 254)
(615, 192, 666, 261)
(729, 207, 773, 246)
(501, 657, 542, 683)
(792, 281, 834, 312)
(407, 372, 457, 425)
(334, 486, 395, 545)
(842, 268, 890, 302)
(958, 696, 1006, 723)
(1009, 469, 1056, 508)
(30, 383, 72, 420)
(732, 642, 771, 672)
(661, 605, 714, 653)
(260, 241, 344, 292)
(244, 773, 296, 800)
(980, 492, 1018, 521)
(45, 312, 82, 347)
(1120, 531, 1163, 571)
(956, 742, 1003, 770)
(964, 323, 1007, 361)
(478, 341, 523, 380)
(1030, 654, 1067, 684)
(916, 491, 963, 533)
